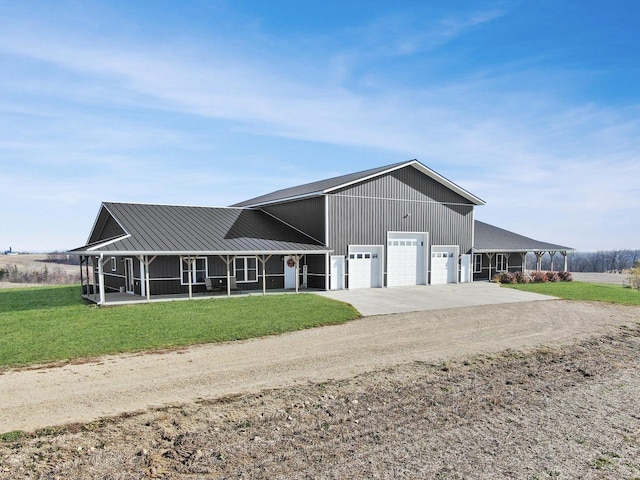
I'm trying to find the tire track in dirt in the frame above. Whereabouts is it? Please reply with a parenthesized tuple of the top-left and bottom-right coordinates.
(1, 300, 638, 433)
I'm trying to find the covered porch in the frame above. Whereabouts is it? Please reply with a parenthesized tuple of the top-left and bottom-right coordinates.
(473, 221, 574, 281)
(77, 251, 331, 306)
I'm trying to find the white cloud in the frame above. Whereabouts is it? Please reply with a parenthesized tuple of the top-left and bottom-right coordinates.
(0, 4, 638, 251)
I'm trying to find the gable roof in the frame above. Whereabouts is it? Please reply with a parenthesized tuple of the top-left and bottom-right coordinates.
(474, 220, 574, 253)
(71, 202, 329, 255)
(233, 159, 485, 207)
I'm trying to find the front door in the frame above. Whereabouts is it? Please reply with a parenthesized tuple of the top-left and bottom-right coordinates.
(124, 258, 134, 293)
(284, 257, 297, 289)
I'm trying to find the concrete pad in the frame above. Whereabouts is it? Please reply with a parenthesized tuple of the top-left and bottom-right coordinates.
(314, 282, 556, 316)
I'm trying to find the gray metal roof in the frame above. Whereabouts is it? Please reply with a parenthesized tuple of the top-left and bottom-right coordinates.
(233, 159, 485, 207)
(71, 202, 329, 255)
(474, 220, 574, 253)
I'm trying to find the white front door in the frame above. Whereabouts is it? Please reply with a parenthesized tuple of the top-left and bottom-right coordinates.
(330, 255, 345, 290)
(284, 257, 297, 289)
(124, 258, 134, 293)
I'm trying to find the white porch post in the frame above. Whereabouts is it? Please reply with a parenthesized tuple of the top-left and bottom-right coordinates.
(520, 252, 527, 273)
(562, 251, 568, 271)
(258, 255, 272, 296)
(535, 252, 544, 271)
(548, 251, 557, 271)
(226, 255, 232, 297)
(139, 255, 157, 302)
(486, 253, 494, 280)
(188, 256, 193, 299)
(325, 253, 330, 291)
(98, 254, 106, 305)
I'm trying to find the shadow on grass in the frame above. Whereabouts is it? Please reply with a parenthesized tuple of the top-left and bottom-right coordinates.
(0, 285, 84, 313)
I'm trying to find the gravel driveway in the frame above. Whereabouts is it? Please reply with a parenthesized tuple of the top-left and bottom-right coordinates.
(2, 299, 638, 434)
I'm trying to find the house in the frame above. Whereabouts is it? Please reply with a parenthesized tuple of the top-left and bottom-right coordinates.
(70, 159, 572, 304)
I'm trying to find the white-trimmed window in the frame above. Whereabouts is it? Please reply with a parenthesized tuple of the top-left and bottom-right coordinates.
(235, 256, 258, 283)
(496, 253, 507, 272)
(111, 257, 117, 272)
(181, 257, 208, 284)
(473, 254, 482, 273)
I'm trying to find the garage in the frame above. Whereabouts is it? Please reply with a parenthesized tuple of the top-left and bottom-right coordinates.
(431, 245, 459, 284)
(347, 245, 383, 289)
(386, 232, 428, 287)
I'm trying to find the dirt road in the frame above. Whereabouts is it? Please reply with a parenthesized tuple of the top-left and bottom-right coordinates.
(2, 299, 638, 434)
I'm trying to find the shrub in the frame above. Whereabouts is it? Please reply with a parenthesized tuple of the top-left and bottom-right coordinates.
(545, 271, 561, 282)
(493, 272, 516, 284)
(558, 271, 573, 282)
(529, 271, 549, 283)
(513, 271, 530, 284)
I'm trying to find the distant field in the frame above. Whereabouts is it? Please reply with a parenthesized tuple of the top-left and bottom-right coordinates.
(0, 254, 79, 287)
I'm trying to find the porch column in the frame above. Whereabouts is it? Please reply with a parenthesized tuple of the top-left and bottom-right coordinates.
(258, 255, 273, 296)
(505, 252, 511, 272)
(139, 255, 157, 302)
(289, 254, 303, 293)
(520, 253, 527, 273)
(562, 251, 568, 271)
(226, 255, 232, 297)
(79, 257, 84, 295)
(548, 251, 557, 271)
(91, 256, 98, 303)
(486, 253, 494, 281)
(325, 253, 330, 291)
(98, 254, 106, 305)
(535, 252, 544, 271)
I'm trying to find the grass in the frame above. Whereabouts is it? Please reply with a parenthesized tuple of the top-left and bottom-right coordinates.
(503, 281, 640, 305)
(0, 285, 360, 368)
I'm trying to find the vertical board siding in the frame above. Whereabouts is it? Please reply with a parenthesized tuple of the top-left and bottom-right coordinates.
(262, 197, 325, 243)
(336, 166, 473, 205)
(327, 166, 474, 257)
(328, 196, 473, 256)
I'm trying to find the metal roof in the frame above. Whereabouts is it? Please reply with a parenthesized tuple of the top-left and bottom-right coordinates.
(474, 220, 574, 253)
(71, 202, 330, 255)
(233, 159, 485, 207)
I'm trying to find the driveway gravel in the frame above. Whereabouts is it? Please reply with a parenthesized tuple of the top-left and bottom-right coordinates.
(1, 299, 638, 434)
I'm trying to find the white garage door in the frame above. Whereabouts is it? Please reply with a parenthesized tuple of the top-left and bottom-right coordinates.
(348, 246, 382, 289)
(431, 246, 458, 284)
(387, 232, 428, 287)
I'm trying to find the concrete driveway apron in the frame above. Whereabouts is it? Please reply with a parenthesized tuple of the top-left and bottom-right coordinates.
(314, 282, 556, 316)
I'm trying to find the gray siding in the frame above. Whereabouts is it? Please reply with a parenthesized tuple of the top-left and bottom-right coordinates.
(327, 196, 473, 256)
(262, 196, 325, 243)
(335, 165, 474, 206)
(89, 211, 126, 244)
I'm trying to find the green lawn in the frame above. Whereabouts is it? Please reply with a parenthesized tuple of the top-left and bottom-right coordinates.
(503, 281, 640, 305)
(0, 285, 360, 368)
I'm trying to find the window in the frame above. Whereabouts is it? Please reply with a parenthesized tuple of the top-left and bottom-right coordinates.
(474, 254, 482, 273)
(111, 257, 117, 272)
(181, 257, 207, 284)
(496, 253, 507, 272)
(235, 256, 258, 283)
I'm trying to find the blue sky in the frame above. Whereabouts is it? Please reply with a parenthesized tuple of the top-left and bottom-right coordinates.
(1, 0, 638, 252)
